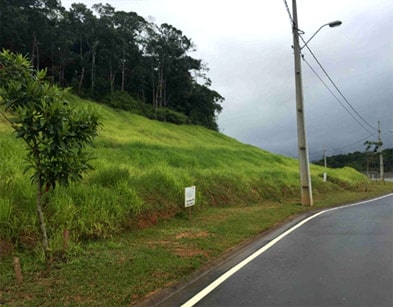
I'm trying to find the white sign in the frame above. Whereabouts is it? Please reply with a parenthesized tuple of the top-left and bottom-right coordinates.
(185, 186, 196, 207)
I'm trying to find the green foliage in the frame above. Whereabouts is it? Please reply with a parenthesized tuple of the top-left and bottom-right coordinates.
(102, 91, 146, 114)
(0, 50, 99, 189)
(364, 140, 383, 152)
(314, 149, 393, 172)
(102, 91, 188, 125)
(154, 108, 188, 125)
(0, 2, 224, 130)
(185, 83, 224, 131)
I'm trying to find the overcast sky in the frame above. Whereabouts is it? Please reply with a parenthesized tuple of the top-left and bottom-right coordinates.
(61, 0, 393, 160)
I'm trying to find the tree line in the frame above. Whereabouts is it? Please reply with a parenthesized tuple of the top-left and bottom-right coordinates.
(314, 148, 393, 173)
(0, 0, 224, 130)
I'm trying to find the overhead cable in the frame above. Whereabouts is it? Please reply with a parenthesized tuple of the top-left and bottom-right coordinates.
(339, 132, 378, 151)
(282, 0, 294, 27)
(302, 55, 375, 135)
(300, 35, 378, 132)
(309, 132, 377, 157)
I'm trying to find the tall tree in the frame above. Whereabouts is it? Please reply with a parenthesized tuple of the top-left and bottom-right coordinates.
(0, 2, 225, 130)
(0, 0, 29, 52)
(113, 10, 146, 92)
(187, 82, 223, 131)
(68, 3, 95, 95)
(146, 23, 195, 111)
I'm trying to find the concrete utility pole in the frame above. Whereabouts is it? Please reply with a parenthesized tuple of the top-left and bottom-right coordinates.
(323, 145, 328, 182)
(378, 120, 385, 183)
(292, 0, 313, 206)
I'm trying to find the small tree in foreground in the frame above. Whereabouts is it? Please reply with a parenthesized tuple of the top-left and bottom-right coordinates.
(0, 50, 99, 268)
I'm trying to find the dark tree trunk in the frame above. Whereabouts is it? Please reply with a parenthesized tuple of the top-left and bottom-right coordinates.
(36, 176, 50, 271)
(78, 67, 85, 95)
(121, 42, 126, 91)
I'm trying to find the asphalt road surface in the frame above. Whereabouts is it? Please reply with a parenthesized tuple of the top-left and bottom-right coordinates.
(158, 194, 393, 307)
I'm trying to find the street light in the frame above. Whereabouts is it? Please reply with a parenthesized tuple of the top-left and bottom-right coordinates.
(291, 0, 342, 206)
(301, 21, 342, 49)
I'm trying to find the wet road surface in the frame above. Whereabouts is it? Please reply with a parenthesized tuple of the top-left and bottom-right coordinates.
(158, 194, 393, 307)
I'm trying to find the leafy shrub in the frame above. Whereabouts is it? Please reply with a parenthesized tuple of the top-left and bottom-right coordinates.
(103, 91, 147, 115)
(155, 108, 188, 125)
(103, 92, 188, 125)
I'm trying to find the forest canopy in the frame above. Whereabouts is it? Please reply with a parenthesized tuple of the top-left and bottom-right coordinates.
(313, 148, 393, 173)
(0, 0, 224, 130)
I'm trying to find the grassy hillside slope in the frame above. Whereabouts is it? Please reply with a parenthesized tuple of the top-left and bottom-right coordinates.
(3, 95, 390, 305)
(1, 94, 368, 248)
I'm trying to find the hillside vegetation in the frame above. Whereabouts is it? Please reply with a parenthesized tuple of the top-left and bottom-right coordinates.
(314, 149, 393, 173)
(1, 2, 224, 130)
(0, 94, 368, 249)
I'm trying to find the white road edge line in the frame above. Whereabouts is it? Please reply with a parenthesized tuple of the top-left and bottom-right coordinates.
(181, 193, 393, 307)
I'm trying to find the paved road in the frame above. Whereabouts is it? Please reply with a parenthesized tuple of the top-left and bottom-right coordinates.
(157, 194, 393, 307)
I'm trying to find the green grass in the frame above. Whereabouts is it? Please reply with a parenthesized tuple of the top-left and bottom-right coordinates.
(1, 94, 370, 244)
(1, 94, 391, 304)
(0, 94, 373, 240)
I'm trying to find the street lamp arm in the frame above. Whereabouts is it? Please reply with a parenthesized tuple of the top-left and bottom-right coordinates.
(300, 20, 342, 50)
(291, 0, 341, 206)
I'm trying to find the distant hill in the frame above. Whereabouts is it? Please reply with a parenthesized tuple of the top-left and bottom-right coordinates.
(313, 149, 393, 173)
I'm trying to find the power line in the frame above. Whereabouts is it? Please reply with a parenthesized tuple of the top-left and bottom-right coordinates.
(300, 35, 378, 132)
(326, 132, 377, 156)
(309, 132, 377, 157)
(280, 2, 382, 159)
(280, 3, 377, 132)
(302, 40, 378, 132)
(302, 55, 375, 134)
(339, 132, 377, 151)
(282, 0, 294, 27)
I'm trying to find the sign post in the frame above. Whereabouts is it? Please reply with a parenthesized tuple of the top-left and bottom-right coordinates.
(185, 186, 196, 220)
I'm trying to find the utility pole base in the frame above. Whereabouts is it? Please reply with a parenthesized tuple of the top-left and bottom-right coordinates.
(301, 187, 313, 206)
